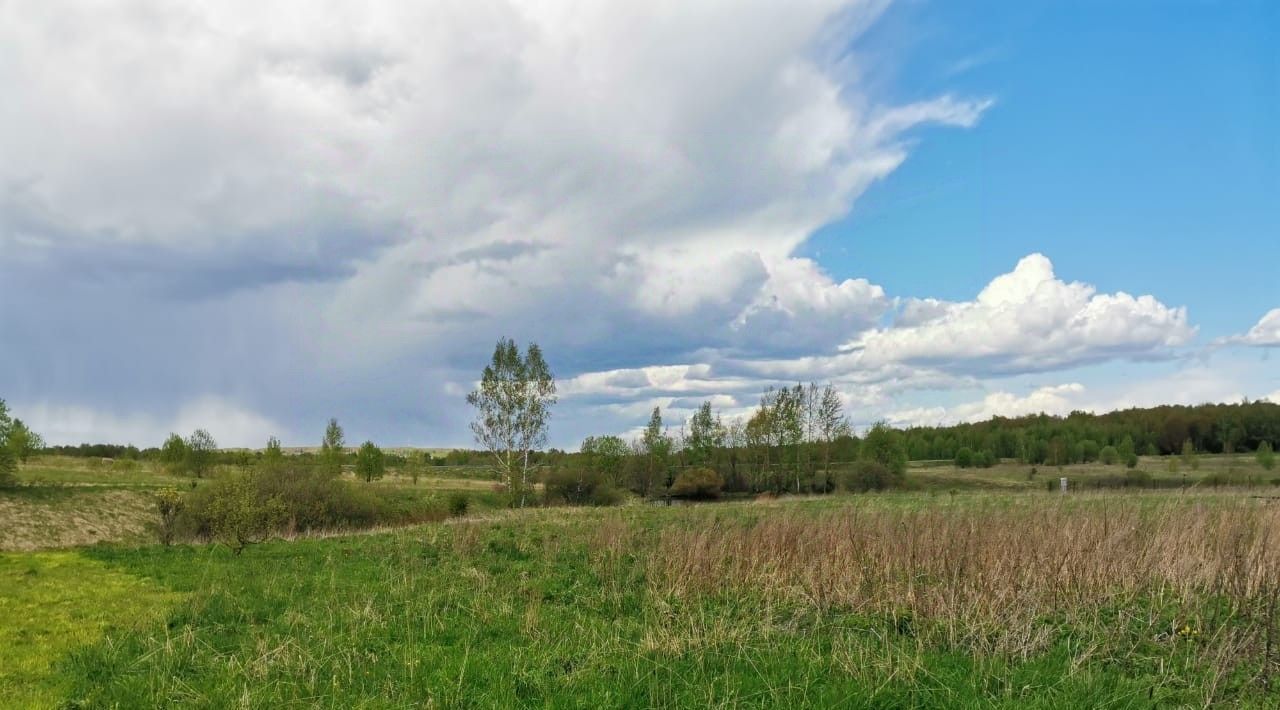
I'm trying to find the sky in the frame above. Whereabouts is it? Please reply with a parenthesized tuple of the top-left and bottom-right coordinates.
(1, 0, 1277, 449)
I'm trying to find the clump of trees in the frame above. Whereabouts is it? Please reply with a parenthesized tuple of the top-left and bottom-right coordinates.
(158, 429, 218, 477)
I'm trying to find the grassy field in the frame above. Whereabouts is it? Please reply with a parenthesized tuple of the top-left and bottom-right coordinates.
(5, 455, 1280, 707)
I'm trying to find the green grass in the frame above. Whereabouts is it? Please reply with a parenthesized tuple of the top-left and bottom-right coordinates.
(0, 552, 181, 707)
(0, 495, 1261, 707)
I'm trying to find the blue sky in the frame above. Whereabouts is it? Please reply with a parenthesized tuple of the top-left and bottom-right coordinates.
(808, 0, 1278, 338)
(0, 1, 1276, 448)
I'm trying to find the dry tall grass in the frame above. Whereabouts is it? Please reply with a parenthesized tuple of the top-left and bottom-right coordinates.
(649, 497, 1280, 672)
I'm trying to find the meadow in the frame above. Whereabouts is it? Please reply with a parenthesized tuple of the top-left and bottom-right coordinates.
(4, 456, 1280, 707)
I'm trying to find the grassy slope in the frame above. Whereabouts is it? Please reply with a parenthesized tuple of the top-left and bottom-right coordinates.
(6, 495, 1267, 708)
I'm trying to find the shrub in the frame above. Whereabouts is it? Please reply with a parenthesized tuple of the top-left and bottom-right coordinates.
(841, 461, 898, 493)
(0, 445, 16, 488)
(545, 467, 607, 505)
(1124, 452, 1139, 468)
(1258, 441, 1275, 471)
(151, 488, 184, 546)
(589, 485, 626, 506)
(1099, 446, 1118, 465)
(1123, 468, 1151, 487)
(447, 492, 470, 517)
(669, 467, 723, 499)
(178, 464, 389, 543)
(203, 471, 287, 554)
(954, 447, 974, 468)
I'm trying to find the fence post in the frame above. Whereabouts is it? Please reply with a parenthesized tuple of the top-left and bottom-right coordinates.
(1059, 477, 1068, 493)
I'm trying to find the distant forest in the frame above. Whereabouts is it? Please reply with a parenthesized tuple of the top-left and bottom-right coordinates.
(41, 399, 1280, 466)
(894, 399, 1280, 464)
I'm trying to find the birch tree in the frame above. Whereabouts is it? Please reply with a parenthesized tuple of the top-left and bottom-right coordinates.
(466, 338, 556, 507)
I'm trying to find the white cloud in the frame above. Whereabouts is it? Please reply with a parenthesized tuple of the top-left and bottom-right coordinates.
(886, 383, 1085, 428)
(1217, 309, 1280, 347)
(853, 254, 1195, 374)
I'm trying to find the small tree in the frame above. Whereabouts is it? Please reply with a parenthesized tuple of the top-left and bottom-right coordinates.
(860, 422, 907, 479)
(1182, 438, 1199, 471)
(355, 441, 385, 482)
(206, 472, 286, 555)
(261, 436, 285, 471)
(1099, 445, 1119, 465)
(185, 429, 217, 478)
(816, 384, 850, 487)
(639, 407, 672, 497)
(0, 399, 15, 487)
(581, 434, 630, 488)
(7, 419, 44, 463)
(152, 488, 185, 546)
(955, 447, 975, 468)
(319, 418, 345, 477)
(1258, 441, 1276, 471)
(1117, 435, 1136, 464)
(160, 433, 189, 474)
(0, 445, 15, 488)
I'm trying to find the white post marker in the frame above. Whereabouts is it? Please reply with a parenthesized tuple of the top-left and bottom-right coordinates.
(1059, 477, 1068, 493)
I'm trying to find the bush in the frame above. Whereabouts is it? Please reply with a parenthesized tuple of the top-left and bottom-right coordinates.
(545, 467, 608, 505)
(1123, 468, 1151, 487)
(0, 445, 16, 488)
(1258, 441, 1275, 471)
(954, 447, 974, 468)
(841, 461, 898, 493)
(1124, 452, 1139, 469)
(1099, 446, 1118, 465)
(203, 471, 287, 554)
(447, 491, 470, 517)
(669, 467, 723, 499)
(177, 464, 391, 543)
(151, 488, 185, 546)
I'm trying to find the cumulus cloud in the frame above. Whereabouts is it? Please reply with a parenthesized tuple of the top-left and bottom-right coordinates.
(1217, 309, 1280, 347)
(853, 254, 1195, 374)
(885, 383, 1085, 428)
(558, 253, 1197, 437)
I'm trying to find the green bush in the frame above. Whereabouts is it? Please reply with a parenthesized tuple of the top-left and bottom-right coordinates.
(150, 488, 185, 546)
(669, 467, 723, 499)
(1099, 446, 1118, 465)
(841, 461, 898, 493)
(0, 445, 16, 488)
(447, 492, 470, 517)
(177, 464, 394, 542)
(203, 471, 287, 554)
(1258, 441, 1275, 471)
(543, 467, 625, 506)
(954, 447, 974, 468)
